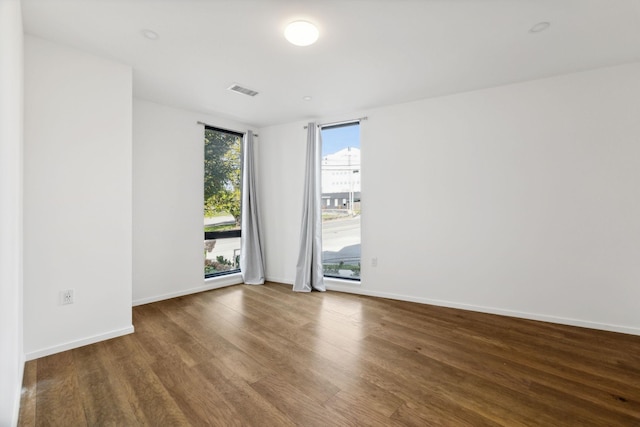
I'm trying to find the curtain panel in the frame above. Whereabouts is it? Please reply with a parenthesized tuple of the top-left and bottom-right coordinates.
(293, 123, 325, 292)
(240, 130, 265, 284)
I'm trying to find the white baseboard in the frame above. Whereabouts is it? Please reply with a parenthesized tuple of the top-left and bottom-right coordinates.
(265, 276, 293, 286)
(133, 273, 243, 306)
(25, 325, 135, 361)
(197, 277, 639, 336)
(10, 354, 26, 427)
(324, 285, 640, 337)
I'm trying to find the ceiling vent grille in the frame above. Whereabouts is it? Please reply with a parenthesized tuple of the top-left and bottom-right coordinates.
(228, 84, 259, 97)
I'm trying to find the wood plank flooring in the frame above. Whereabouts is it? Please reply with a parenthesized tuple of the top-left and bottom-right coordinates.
(18, 282, 640, 426)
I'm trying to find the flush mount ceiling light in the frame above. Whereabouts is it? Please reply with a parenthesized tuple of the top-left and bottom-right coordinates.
(284, 21, 319, 46)
(529, 22, 551, 34)
(142, 29, 159, 40)
(303, 96, 313, 101)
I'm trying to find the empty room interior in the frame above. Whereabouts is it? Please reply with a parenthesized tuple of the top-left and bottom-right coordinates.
(2, 0, 640, 425)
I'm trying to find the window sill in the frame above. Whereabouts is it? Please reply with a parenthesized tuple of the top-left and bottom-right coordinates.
(324, 276, 361, 288)
(204, 271, 243, 288)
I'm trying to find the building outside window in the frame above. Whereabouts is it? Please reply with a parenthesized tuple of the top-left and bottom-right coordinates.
(320, 123, 361, 280)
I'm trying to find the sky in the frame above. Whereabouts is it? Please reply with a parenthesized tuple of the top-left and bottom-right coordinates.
(321, 123, 360, 157)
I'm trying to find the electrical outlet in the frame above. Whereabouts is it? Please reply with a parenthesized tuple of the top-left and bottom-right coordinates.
(61, 289, 74, 305)
(371, 257, 378, 267)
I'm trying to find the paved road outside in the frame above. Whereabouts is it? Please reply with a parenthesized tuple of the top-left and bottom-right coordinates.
(204, 214, 235, 226)
(322, 215, 360, 253)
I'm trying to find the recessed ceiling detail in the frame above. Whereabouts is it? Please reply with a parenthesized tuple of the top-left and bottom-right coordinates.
(284, 21, 319, 46)
(141, 29, 159, 40)
(228, 84, 259, 97)
(529, 22, 551, 33)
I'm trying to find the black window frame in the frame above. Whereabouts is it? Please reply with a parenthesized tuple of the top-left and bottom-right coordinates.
(204, 125, 244, 279)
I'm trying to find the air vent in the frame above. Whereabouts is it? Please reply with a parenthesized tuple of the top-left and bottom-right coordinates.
(228, 84, 259, 97)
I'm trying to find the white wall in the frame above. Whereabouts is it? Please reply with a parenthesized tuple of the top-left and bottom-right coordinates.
(132, 99, 253, 305)
(0, 1, 24, 424)
(24, 36, 133, 359)
(258, 62, 640, 335)
(255, 122, 308, 284)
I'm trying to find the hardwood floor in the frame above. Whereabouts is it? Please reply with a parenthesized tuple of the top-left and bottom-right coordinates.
(18, 282, 640, 426)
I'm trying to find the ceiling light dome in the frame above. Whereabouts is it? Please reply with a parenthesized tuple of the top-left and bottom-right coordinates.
(284, 21, 319, 46)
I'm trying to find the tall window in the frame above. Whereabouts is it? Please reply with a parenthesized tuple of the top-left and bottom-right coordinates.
(204, 127, 242, 278)
(321, 122, 361, 280)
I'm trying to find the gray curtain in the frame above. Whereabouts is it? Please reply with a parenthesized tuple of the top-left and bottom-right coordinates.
(293, 123, 326, 292)
(240, 131, 265, 284)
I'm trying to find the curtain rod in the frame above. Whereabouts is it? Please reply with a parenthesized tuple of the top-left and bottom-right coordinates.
(196, 121, 258, 137)
(303, 116, 368, 130)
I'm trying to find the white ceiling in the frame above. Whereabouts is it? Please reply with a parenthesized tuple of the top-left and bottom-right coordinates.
(22, 0, 640, 128)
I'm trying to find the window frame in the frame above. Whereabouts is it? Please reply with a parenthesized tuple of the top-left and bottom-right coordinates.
(204, 125, 244, 279)
(320, 121, 361, 282)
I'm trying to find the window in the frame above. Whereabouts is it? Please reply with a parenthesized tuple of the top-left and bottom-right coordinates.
(204, 127, 242, 278)
(320, 122, 361, 280)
